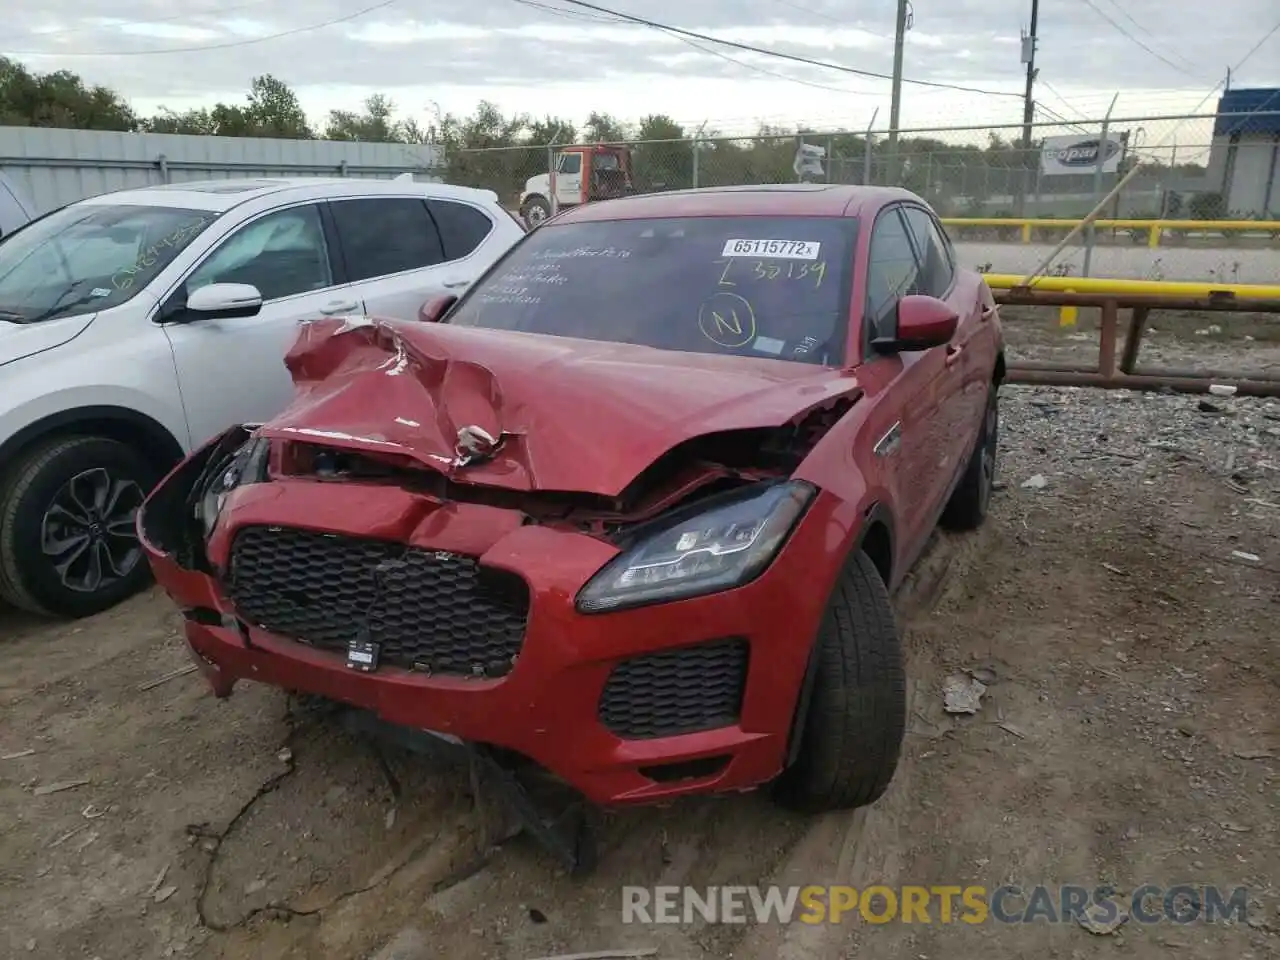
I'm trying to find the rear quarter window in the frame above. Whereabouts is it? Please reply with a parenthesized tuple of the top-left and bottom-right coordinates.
(428, 200, 494, 261)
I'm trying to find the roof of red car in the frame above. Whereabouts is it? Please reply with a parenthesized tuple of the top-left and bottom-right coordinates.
(553, 183, 920, 223)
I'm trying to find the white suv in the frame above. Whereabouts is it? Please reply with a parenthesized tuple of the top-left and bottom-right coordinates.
(0, 177, 525, 618)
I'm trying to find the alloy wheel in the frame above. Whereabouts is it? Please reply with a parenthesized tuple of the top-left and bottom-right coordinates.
(40, 467, 145, 594)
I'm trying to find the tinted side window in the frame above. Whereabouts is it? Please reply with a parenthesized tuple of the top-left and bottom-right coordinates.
(901, 206, 953, 297)
(329, 198, 444, 281)
(558, 153, 582, 174)
(187, 204, 332, 302)
(428, 200, 494, 261)
(865, 208, 921, 338)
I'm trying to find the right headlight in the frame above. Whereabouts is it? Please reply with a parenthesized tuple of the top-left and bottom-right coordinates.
(575, 480, 815, 614)
(192, 434, 270, 538)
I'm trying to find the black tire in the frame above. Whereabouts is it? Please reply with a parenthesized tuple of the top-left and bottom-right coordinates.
(0, 436, 160, 618)
(940, 382, 999, 532)
(772, 550, 906, 813)
(520, 196, 552, 229)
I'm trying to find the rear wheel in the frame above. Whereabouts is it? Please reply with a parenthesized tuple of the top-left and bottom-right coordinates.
(772, 550, 906, 813)
(940, 382, 999, 531)
(520, 196, 552, 229)
(0, 436, 159, 618)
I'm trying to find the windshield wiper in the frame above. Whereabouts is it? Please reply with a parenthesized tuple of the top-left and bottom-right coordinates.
(19, 281, 102, 325)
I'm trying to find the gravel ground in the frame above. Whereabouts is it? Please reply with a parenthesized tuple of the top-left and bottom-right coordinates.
(1, 314, 1277, 960)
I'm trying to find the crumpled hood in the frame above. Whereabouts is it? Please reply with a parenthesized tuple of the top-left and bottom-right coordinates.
(261, 316, 861, 498)
(0, 313, 96, 367)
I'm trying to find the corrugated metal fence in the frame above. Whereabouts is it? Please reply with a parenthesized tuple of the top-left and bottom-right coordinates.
(0, 127, 446, 214)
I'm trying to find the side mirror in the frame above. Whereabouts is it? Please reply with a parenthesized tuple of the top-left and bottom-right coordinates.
(873, 294, 958, 353)
(418, 294, 458, 323)
(180, 283, 263, 322)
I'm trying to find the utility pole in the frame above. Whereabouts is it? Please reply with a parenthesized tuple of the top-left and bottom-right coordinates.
(886, 0, 910, 184)
(1017, 0, 1040, 214)
(1021, 0, 1040, 149)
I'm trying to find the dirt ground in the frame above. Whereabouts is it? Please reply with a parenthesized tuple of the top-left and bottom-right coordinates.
(2, 314, 1278, 960)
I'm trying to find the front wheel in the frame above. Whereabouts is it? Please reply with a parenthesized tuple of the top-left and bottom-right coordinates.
(520, 196, 552, 229)
(772, 550, 906, 813)
(0, 436, 159, 618)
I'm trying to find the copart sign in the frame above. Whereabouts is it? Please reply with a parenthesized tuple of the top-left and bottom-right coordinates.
(1039, 135, 1123, 176)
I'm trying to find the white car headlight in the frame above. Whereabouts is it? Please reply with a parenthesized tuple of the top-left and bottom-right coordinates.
(575, 480, 815, 614)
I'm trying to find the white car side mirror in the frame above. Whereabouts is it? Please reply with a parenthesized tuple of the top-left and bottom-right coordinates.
(184, 282, 264, 320)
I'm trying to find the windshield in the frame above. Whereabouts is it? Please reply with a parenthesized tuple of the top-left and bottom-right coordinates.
(0, 203, 218, 324)
(447, 215, 857, 366)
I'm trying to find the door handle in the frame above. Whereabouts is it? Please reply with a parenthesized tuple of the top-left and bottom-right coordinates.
(319, 300, 360, 315)
(945, 344, 964, 365)
(442, 280, 470, 290)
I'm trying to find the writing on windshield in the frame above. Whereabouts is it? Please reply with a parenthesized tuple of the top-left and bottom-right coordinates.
(450, 216, 857, 365)
(112, 216, 214, 291)
(0, 204, 217, 323)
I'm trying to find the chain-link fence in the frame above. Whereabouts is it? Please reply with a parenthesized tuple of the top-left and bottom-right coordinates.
(450, 112, 1280, 235)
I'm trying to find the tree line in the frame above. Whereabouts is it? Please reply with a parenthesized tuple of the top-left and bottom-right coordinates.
(1, 56, 1208, 214)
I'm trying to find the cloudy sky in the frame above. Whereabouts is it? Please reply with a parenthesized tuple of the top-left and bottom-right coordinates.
(7, 0, 1278, 140)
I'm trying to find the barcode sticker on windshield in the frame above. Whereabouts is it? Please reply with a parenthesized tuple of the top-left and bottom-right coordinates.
(721, 239, 820, 260)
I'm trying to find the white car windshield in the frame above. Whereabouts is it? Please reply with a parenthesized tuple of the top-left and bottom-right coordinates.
(0, 203, 218, 324)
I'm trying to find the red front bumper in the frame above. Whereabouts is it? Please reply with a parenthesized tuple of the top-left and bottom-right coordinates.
(140, 472, 848, 807)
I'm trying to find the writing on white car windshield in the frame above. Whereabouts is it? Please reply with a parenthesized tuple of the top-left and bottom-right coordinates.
(446, 216, 857, 365)
(0, 204, 216, 324)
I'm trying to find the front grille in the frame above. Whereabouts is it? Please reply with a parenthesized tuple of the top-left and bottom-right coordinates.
(226, 525, 530, 678)
(598, 638, 749, 739)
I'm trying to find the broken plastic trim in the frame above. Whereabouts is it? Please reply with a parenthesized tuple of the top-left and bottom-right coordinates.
(139, 424, 270, 573)
(197, 435, 271, 538)
(336, 707, 597, 876)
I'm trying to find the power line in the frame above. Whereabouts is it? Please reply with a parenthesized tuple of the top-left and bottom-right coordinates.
(526, 0, 1026, 98)
(1078, 0, 1197, 75)
(5, 0, 397, 56)
(1229, 16, 1280, 81)
(659, 31, 880, 96)
(1095, 0, 1159, 38)
(1033, 102, 1090, 135)
(509, 0, 619, 25)
(1037, 78, 1091, 121)
(1113, 16, 1280, 156)
(511, 0, 879, 95)
(1093, 0, 1198, 70)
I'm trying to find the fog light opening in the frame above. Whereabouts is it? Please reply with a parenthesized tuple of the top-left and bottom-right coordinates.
(638, 754, 732, 783)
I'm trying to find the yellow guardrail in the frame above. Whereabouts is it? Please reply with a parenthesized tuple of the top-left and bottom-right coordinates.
(983, 273, 1280, 299)
(941, 218, 1280, 248)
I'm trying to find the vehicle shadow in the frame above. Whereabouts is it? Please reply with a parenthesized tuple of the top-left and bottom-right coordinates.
(0, 599, 50, 643)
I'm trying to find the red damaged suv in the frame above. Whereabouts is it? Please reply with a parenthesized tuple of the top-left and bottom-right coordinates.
(139, 184, 1004, 823)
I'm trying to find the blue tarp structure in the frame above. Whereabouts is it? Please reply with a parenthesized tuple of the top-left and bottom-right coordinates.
(1213, 88, 1280, 137)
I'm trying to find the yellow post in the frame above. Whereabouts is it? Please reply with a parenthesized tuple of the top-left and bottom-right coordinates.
(1021, 223, 1032, 244)
(1059, 289, 1077, 327)
(1148, 224, 1161, 249)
